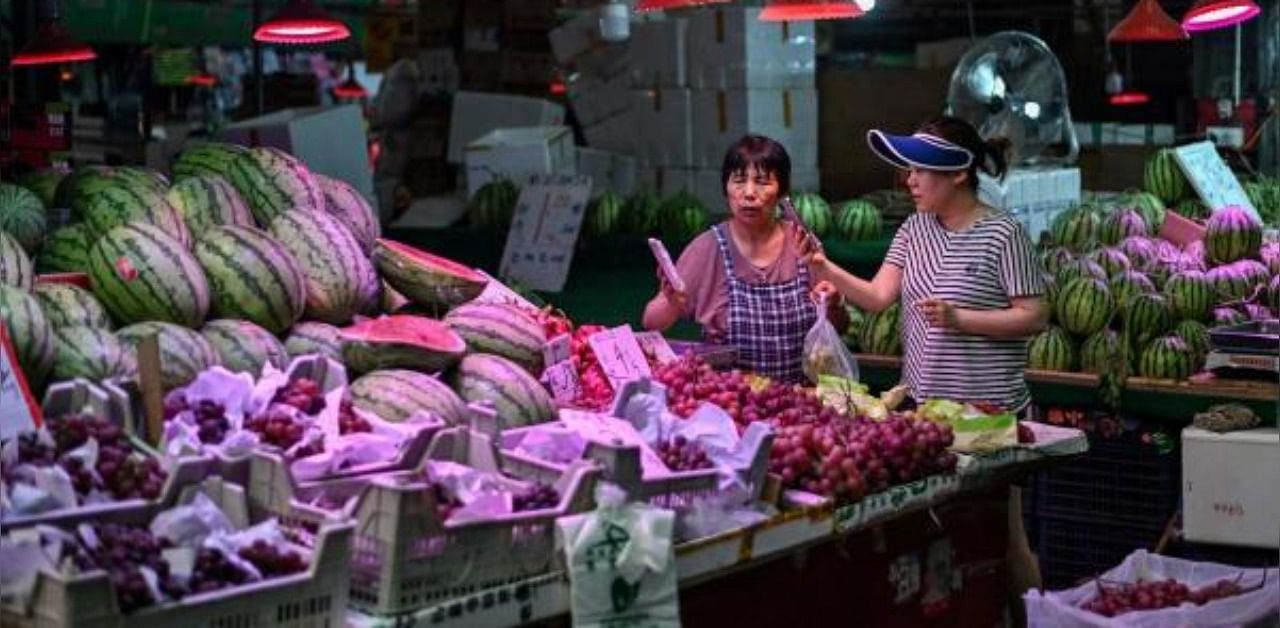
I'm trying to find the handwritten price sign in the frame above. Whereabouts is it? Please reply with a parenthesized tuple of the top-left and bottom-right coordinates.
(541, 361, 582, 403)
(587, 325, 652, 389)
(0, 325, 41, 439)
(634, 332, 678, 365)
(499, 174, 593, 293)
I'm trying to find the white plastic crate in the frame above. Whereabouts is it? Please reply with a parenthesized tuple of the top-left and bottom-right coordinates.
(0, 477, 355, 628)
(245, 426, 598, 617)
(1182, 427, 1280, 548)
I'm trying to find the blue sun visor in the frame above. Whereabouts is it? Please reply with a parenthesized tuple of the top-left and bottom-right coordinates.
(867, 130, 974, 171)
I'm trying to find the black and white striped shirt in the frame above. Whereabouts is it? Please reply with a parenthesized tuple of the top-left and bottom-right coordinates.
(885, 212, 1046, 411)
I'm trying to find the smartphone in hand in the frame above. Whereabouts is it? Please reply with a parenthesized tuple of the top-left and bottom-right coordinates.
(647, 238, 686, 293)
(781, 196, 822, 253)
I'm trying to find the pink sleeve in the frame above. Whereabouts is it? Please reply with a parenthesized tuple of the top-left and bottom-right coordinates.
(675, 232, 728, 336)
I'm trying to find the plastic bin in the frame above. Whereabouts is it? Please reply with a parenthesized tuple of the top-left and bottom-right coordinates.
(1034, 515, 1169, 589)
(1030, 438, 1180, 529)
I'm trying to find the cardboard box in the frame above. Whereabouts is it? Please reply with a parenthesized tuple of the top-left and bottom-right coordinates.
(500, 51, 556, 87)
(448, 91, 566, 164)
(220, 104, 373, 201)
(1182, 428, 1280, 549)
(577, 147, 637, 197)
(568, 74, 633, 127)
(463, 126, 577, 196)
(690, 88, 818, 169)
(629, 18, 688, 88)
(581, 112, 636, 155)
(633, 88, 694, 167)
(686, 7, 815, 90)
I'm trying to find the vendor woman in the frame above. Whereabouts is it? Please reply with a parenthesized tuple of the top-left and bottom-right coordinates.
(642, 135, 836, 384)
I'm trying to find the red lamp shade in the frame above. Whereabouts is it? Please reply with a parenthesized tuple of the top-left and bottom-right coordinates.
(11, 21, 95, 67)
(760, 0, 865, 21)
(1110, 91, 1151, 106)
(254, 0, 351, 45)
(333, 77, 368, 99)
(1108, 0, 1188, 42)
(635, 0, 731, 12)
(187, 73, 218, 87)
(1182, 0, 1261, 32)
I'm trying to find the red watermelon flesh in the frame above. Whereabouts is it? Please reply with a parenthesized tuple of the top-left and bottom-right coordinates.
(340, 314, 467, 374)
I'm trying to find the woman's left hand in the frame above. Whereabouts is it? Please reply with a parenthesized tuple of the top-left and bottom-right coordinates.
(916, 298, 959, 329)
(811, 280, 837, 305)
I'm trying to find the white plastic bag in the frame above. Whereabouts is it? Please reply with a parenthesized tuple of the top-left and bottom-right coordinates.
(1025, 550, 1279, 628)
(802, 295, 860, 384)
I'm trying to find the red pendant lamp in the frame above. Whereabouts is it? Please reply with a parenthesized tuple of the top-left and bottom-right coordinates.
(332, 77, 367, 99)
(760, 0, 865, 21)
(1182, 0, 1261, 32)
(635, 0, 730, 12)
(1108, 0, 1188, 42)
(11, 0, 96, 68)
(1110, 91, 1151, 106)
(254, 0, 351, 45)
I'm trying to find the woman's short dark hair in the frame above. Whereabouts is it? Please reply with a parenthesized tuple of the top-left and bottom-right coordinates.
(916, 116, 1009, 192)
(721, 135, 791, 197)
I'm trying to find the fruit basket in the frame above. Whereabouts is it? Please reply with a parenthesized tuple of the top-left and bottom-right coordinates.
(244, 426, 598, 617)
(1, 378, 211, 531)
(0, 477, 355, 628)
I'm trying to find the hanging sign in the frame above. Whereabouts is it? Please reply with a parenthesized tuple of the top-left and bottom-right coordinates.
(498, 174, 593, 293)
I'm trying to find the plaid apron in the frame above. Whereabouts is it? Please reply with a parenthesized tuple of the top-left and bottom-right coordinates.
(712, 224, 816, 384)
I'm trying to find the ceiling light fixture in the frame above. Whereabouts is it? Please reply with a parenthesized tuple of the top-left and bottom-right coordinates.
(1108, 0, 1188, 42)
(11, 0, 96, 68)
(254, 0, 351, 45)
(1109, 91, 1151, 106)
(635, 0, 731, 12)
(1182, 0, 1261, 32)
(760, 0, 865, 21)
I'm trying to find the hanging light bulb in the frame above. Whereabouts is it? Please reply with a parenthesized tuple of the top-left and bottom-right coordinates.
(1182, 0, 1261, 32)
(332, 62, 367, 99)
(187, 73, 219, 87)
(1108, 0, 1188, 42)
(760, 0, 865, 21)
(1110, 91, 1151, 106)
(11, 0, 96, 67)
(635, 0, 730, 12)
(255, 0, 351, 45)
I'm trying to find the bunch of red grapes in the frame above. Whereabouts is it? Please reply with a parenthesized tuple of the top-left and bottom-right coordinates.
(654, 355, 848, 430)
(14, 414, 167, 501)
(237, 539, 308, 577)
(1082, 577, 1254, 617)
(429, 482, 462, 521)
(272, 378, 326, 415)
(656, 435, 714, 472)
(164, 392, 231, 445)
(243, 406, 323, 459)
(336, 398, 372, 435)
(512, 483, 561, 512)
(569, 324, 614, 410)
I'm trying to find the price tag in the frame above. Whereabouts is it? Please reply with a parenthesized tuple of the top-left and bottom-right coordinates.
(498, 174, 593, 293)
(634, 331, 677, 365)
(470, 268, 538, 311)
(0, 325, 42, 439)
(587, 325, 652, 389)
(560, 409, 668, 477)
(1173, 141, 1260, 221)
(541, 361, 581, 403)
(544, 334, 573, 366)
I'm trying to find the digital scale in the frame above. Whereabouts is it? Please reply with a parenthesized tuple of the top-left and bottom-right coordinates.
(1205, 320, 1280, 375)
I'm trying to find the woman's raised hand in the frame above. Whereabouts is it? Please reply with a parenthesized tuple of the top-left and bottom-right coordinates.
(657, 267, 688, 311)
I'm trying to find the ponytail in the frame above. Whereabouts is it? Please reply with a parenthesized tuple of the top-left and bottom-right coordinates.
(917, 116, 1010, 192)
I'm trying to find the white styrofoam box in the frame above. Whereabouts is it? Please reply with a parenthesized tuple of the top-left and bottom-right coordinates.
(568, 74, 633, 127)
(582, 111, 636, 155)
(686, 7, 816, 90)
(577, 147, 637, 197)
(628, 17, 688, 88)
(1182, 427, 1279, 548)
(633, 87, 694, 167)
(447, 91, 566, 164)
(220, 104, 373, 202)
(637, 166, 697, 197)
(1074, 121, 1176, 147)
(689, 88, 818, 169)
(980, 167, 1080, 242)
(463, 126, 576, 196)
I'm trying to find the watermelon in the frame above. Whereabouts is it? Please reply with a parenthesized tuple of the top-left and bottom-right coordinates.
(444, 302, 547, 374)
(1173, 320, 1211, 360)
(1267, 275, 1280, 313)
(452, 353, 556, 428)
(283, 321, 344, 361)
(623, 189, 662, 236)
(1044, 276, 1060, 321)
(83, 184, 191, 248)
(166, 175, 255, 234)
(115, 167, 169, 189)
(317, 173, 381, 254)
(1203, 206, 1262, 265)
(1057, 258, 1107, 285)
(355, 257, 383, 316)
(1123, 292, 1173, 344)
(1055, 278, 1114, 337)
(57, 167, 166, 219)
(1127, 192, 1167, 233)
(269, 210, 374, 325)
(0, 183, 46, 253)
(1119, 236, 1159, 270)
(35, 224, 93, 274)
(380, 280, 410, 314)
(1041, 248, 1075, 278)
(1179, 241, 1207, 270)
(1213, 306, 1247, 326)
(1143, 149, 1188, 205)
(0, 284, 55, 384)
(1088, 247, 1132, 277)
(1049, 207, 1098, 252)
(1137, 335, 1194, 380)
(1206, 262, 1259, 302)
(17, 169, 65, 208)
(841, 304, 867, 350)
(583, 191, 623, 239)
(834, 200, 882, 241)
(200, 319, 289, 376)
(790, 192, 831, 237)
(1, 230, 34, 291)
(340, 315, 467, 374)
(1028, 326, 1078, 372)
(225, 147, 324, 226)
(1239, 302, 1272, 321)
(1163, 271, 1214, 322)
(49, 326, 134, 383)
(467, 178, 519, 232)
(116, 321, 220, 390)
(171, 142, 249, 182)
(1172, 198, 1208, 221)
(33, 283, 112, 329)
(859, 302, 902, 356)
(349, 369, 468, 425)
(195, 225, 307, 334)
(1098, 209, 1147, 247)
(373, 239, 487, 310)
(1110, 270, 1156, 310)
(87, 223, 210, 327)
(659, 192, 710, 241)
(1079, 329, 1121, 374)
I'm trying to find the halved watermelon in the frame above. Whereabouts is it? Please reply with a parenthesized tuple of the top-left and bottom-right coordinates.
(340, 314, 467, 374)
(372, 239, 488, 308)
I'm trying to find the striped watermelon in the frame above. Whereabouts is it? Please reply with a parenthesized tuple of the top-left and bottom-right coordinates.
(349, 369, 468, 425)
(841, 304, 867, 350)
(1, 230, 34, 291)
(83, 183, 191, 248)
(1203, 206, 1263, 265)
(1268, 275, 1280, 313)
(225, 147, 324, 226)
(1173, 320, 1211, 360)
(1088, 247, 1132, 277)
(380, 280, 410, 314)
(1143, 149, 1188, 205)
(790, 192, 832, 237)
(17, 169, 65, 208)
(452, 353, 555, 428)
(1163, 270, 1214, 322)
(1123, 292, 1173, 344)
(1206, 262, 1259, 302)
(1173, 198, 1208, 221)
(660, 192, 711, 241)
(467, 178, 520, 232)
(1049, 207, 1098, 252)
(1079, 329, 1121, 374)
(166, 175, 255, 234)
(0, 183, 46, 253)
(195, 225, 307, 334)
(835, 200, 882, 241)
(0, 285, 55, 384)
(1098, 209, 1147, 247)
(1127, 192, 1167, 233)
(50, 325, 134, 383)
(87, 223, 210, 327)
(1119, 236, 1159, 270)
(200, 319, 289, 376)
(283, 321, 344, 361)
(623, 189, 662, 236)
(1137, 335, 1194, 380)
(269, 210, 373, 325)
(1044, 276, 1060, 321)
(116, 167, 169, 189)
(171, 142, 249, 182)
(340, 314, 467, 375)
(1213, 306, 1248, 326)
(34, 283, 112, 329)
(35, 224, 92, 274)
(57, 166, 167, 219)
(583, 191, 623, 239)
(355, 257, 383, 316)
(317, 174, 381, 254)
(1055, 278, 1114, 337)
(373, 239, 487, 310)
(859, 302, 902, 356)
(1109, 270, 1156, 310)
(444, 302, 547, 374)
(1028, 326, 1078, 372)
(1041, 247, 1075, 277)
(1057, 258, 1107, 285)
(116, 321, 220, 390)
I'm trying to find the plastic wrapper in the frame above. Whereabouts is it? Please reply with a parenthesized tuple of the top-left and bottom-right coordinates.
(676, 494, 773, 542)
(162, 367, 261, 460)
(149, 491, 236, 548)
(802, 296, 860, 384)
(510, 425, 590, 465)
(0, 525, 77, 611)
(1025, 550, 1280, 628)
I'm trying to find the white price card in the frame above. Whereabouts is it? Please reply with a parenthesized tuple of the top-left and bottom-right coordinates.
(634, 331, 678, 365)
(1173, 141, 1259, 221)
(498, 174, 593, 293)
(587, 325, 652, 389)
(541, 361, 582, 403)
(544, 334, 574, 366)
(470, 268, 538, 311)
(0, 325, 41, 439)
